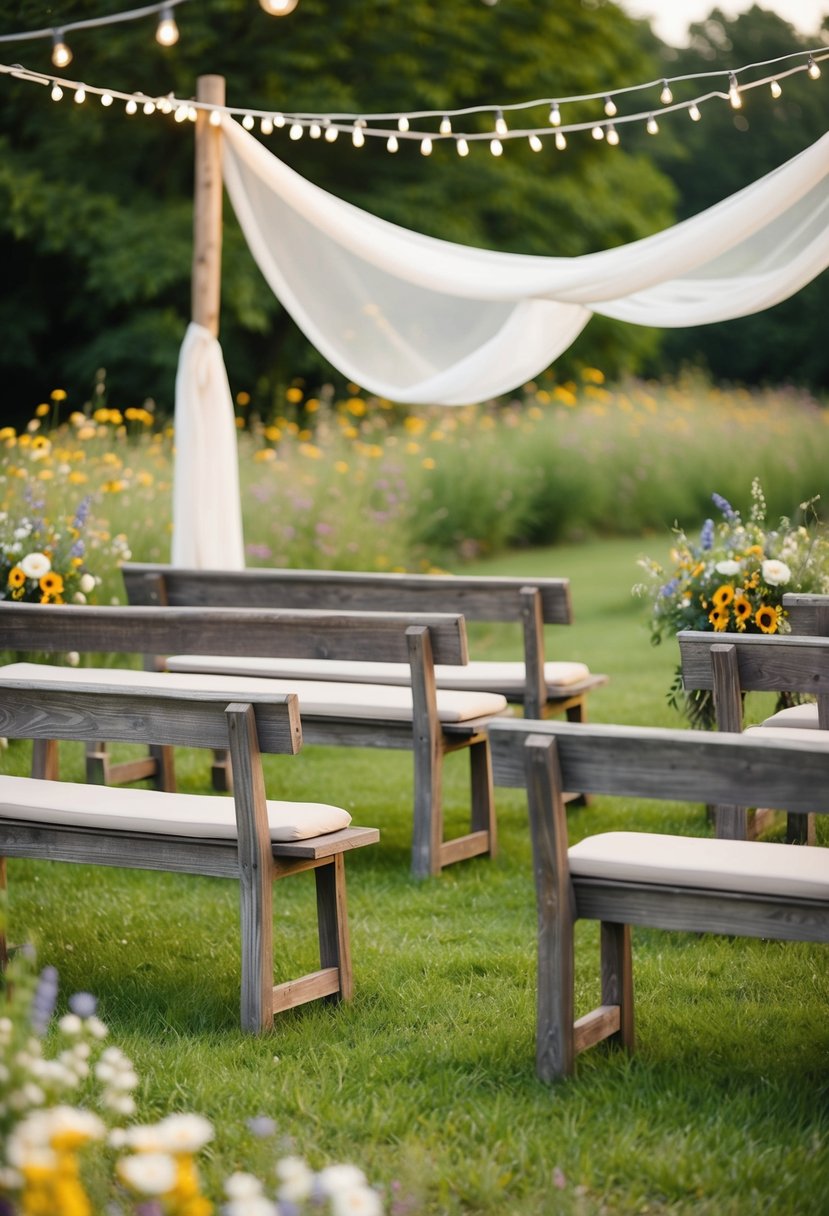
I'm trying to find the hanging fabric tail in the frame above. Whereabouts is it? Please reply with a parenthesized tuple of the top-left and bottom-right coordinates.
(172, 321, 245, 569)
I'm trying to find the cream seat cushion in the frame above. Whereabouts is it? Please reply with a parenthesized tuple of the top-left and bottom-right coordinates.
(756, 703, 819, 729)
(0, 774, 350, 841)
(743, 724, 829, 743)
(166, 654, 590, 695)
(0, 662, 507, 724)
(568, 832, 829, 900)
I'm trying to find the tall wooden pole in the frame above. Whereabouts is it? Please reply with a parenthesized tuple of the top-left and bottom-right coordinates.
(192, 74, 225, 336)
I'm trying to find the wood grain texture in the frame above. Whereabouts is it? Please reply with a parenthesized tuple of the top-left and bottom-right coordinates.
(782, 593, 829, 637)
(408, 625, 443, 879)
(679, 630, 829, 694)
(711, 644, 749, 840)
(520, 587, 547, 720)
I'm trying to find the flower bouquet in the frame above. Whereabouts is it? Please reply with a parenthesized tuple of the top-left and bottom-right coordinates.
(635, 478, 829, 727)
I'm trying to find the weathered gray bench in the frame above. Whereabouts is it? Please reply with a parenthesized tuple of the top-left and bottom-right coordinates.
(677, 630, 829, 843)
(0, 600, 506, 879)
(489, 718, 829, 1082)
(0, 671, 379, 1032)
(121, 563, 608, 722)
(745, 593, 829, 735)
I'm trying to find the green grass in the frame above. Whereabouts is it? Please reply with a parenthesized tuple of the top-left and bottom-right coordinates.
(4, 536, 829, 1215)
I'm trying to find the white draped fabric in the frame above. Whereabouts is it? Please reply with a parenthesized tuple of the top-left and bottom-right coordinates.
(173, 122, 829, 565)
(172, 322, 245, 569)
(221, 118, 829, 406)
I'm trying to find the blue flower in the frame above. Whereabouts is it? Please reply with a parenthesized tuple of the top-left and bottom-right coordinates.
(659, 578, 680, 597)
(711, 492, 737, 522)
(700, 519, 714, 550)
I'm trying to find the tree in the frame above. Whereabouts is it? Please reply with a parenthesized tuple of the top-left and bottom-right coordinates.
(0, 0, 674, 418)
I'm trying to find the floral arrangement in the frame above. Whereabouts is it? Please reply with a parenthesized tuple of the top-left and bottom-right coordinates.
(0, 952, 384, 1216)
(635, 478, 829, 725)
(0, 491, 130, 607)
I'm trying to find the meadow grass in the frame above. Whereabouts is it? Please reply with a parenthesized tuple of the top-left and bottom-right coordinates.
(3, 535, 828, 1215)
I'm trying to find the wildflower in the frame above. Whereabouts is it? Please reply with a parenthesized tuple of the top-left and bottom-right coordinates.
(35, 404, 50, 418)
(761, 559, 792, 586)
(276, 1155, 314, 1203)
(708, 606, 729, 631)
(20, 552, 51, 580)
(755, 604, 781, 633)
(39, 572, 64, 598)
(715, 559, 740, 576)
(7, 565, 25, 589)
(285, 387, 304, 404)
(712, 584, 734, 608)
(118, 1151, 178, 1195)
(712, 492, 737, 521)
(733, 594, 752, 629)
(699, 519, 714, 551)
(50, 389, 67, 401)
(79, 572, 96, 595)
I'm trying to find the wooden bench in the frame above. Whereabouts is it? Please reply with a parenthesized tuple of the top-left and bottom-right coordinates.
(0, 600, 506, 879)
(0, 671, 379, 1032)
(488, 718, 829, 1081)
(677, 630, 829, 843)
(121, 563, 608, 722)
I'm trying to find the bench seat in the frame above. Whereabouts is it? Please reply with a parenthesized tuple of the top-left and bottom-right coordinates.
(165, 654, 594, 697)
(0, 662, 508, 724)
(569, 831, 829, 900)
(757, 703, 819, 729)
(0, 773, 350, 842)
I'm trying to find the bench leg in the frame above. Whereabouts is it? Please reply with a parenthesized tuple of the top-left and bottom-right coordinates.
(239, 864, 275, 1034)
(84, 741, 175, 791)
(211, 748, 233, 793)
(786, 812, 816, 846)
(31, 739, 59, 781)
(411, 734, 443, 881)
(315, 854, 353, 1002)
(600, 922, 635, 1054)
(469, 737, 497, 860)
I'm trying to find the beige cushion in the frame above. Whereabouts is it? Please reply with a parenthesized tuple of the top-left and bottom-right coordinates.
(757, 703, 819, 729)
(743, 725, 829, 744)
(0, 774, 350, 841)
(0, 662, 507, 724)
(166, 654, 591, 696)
(568, 831, 829, 900)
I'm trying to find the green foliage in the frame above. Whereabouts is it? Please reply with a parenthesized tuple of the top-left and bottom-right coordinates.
(0, 0, 675, 418)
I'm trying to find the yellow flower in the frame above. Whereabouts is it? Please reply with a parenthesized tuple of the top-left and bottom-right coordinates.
(264, 426, 282, 442)
(404, 416, 426, 435)
(35, 403, 50, 417)
(305, 398, 320, 412)
(236, 391, 251, 406)
(50, 388, 68, 401)
(708, 606, 730, 632)
(254, 448, 276, 462)
(285, 386, 304, 404)
(733, 594, 752, 630)
(8, 565, 25, 588)
(299, 443, 322, 460)
(0, 425, 16, 440)
(68, 471, 89, 484)
(422, 457, 436, 469)
(581, 366, 605, 384)
(755, 604, 781, 634)
(334, 460, 349, 474)
(40, 572, 65, 597)
(712, 584, 735, 608)
(346, 397, 366, 416)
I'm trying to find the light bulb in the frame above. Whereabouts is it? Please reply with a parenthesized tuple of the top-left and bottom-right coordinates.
(50, 83, 63, 101)
(187, 106, 197, 121)
(549, 102, 561, 126)
(158, 96, 173, 114)
(174, 104, 188, 122)
(555, 131, 567, 150)
(420, 137, 432, 156)
(210, 110, 222, 127)
(260, 116, 273, 134)
(126, 98, 138, 115)
(606, 124, 619, 146)
(398, 116, 409, 132)
(274, 114, 286, 128)
(646, 115, 658, 135)
(290, 122, 304, 140)
(770, 79, 782, 98)
(143, 100, 156, 115)
(494, 110, 508, 136)
(456, 137, 469, 157)
(386, 134, 398, 153)
(51, 31, 72, 69)
(155, 8, 179, 47)
(807, 56, 821, 80)
(324, 123, 338, 142)
(243, 113, 255, 130)
(309, 122, 321, 139)
(258, 0, 299, 13)
(101, 92, 113, 107)
(439, 115, 452, 135)
(728, 73, 741, 109)
(592, 125, 605, 140)
(74, 87, 86, 104)
(604, 95, 617, 117)
(352, 126, 364, 147)
(490, 137, 503, 156)
(660, 80, 673, 105)
(688, 103, 701, 122)
(528, 133, 543, 152)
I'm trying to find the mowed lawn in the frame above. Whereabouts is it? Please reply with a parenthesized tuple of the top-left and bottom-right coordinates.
(4, 536, 828, 1216)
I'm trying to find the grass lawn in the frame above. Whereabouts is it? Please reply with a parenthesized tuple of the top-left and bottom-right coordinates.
(4, 536, 828, 1215)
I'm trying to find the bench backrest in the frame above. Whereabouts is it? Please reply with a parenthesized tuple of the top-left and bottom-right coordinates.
(121, 563, 574, 625)
(488, 718, 829, 816)
(0, 601, 469, 667)
(0, 673, 302, 755)
(782, 593, 829, 636)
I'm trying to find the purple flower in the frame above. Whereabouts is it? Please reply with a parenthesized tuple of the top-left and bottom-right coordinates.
(72, 496, 91, 529)
(659, 578, 679, 598)
(30, 965, 59, 1035)
(247, 1115, 277, 1138)
(700, 519, 714, 551)
(69, 991, 97, 1018)
(711, 492, 737, 522)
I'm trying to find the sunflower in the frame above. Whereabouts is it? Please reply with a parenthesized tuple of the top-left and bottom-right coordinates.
(712, 584, 735, 608)
(7, 565, 25, 588)
(755, 604, 781, 634)
(732, 594, 752, 631)
(39, 571, 64, 597)
(708, 606, 730, 632)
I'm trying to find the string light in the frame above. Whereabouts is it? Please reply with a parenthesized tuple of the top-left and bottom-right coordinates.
(243, 113, 255, 130)
(51, 31, 72, 69)
(494, 110, 508, 136)
(324, 123, 338, 143)
(660, 80, 673, 105)
(555, 131, 566, 150)
(74, 86, 85, 102)
(386, 134, 398, 153)
(606, 124, 619, 145)
(770, 79, 782, 98)
(528, 133, 542, 152)
(688, 103, 702, 121)
(603, 96, 617, 117)
(439, 115, 452, 135)
(50, 82, 63, 101)
(125, 97, 137, 114)
(490, 137, 503, 156)
(351, 125, 364, 147)
(456, 137, 469, 157)
(260, 115, 273, 133)
(807, 55, 821, 79)
(591, 125, 604, 140)
(209, 109, 222, 126)
(549, 103, 561, 126)
(309, 121, 321, 138)
(258, 0, 299, 12)
(728, 72, 742, 108)
(155, 6, 179, 46)
(397, 116, 409, 132)
(290, 120, 304, 140)
(100, 91, 113, 106)
(646, 114, 658, 134)
(420, 136, 432, 155)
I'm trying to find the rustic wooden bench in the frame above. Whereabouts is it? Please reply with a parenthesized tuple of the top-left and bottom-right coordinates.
(745, 593, 829, 734)
(0, 600, 506, 879)
(0, 671, 379, 1032)
(121, 563, 608, 722)
(677, 630, 829, 843)
(488, 718, 829, 1081)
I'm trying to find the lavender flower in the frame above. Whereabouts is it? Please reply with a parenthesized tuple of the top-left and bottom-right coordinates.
(72, 496, 91, 529)
(700, 519, 714, 551)
(30, 965, 59, 1035)
(69, 991, 98, 1018)
(711, 492, 737, 522)
(247, 1115, 277, 1138)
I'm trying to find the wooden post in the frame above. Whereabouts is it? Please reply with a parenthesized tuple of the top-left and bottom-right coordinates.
(192, 75, 225, 336)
